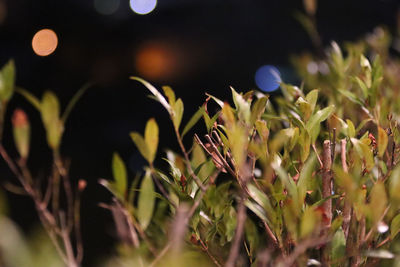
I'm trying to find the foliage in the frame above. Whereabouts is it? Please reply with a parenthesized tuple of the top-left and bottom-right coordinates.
(3, 15, 400, 267)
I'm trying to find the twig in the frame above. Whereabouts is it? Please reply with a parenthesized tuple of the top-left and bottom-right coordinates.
(148, 242, 172, 267)
(322, 140, 333, 230)
(54, 152, 74, 231)
(199, 237, 222, 267)
(321, 140, 332, 267)
(262, 221, 281, 252)
(74, 185, 84, 264)
(276, 235, 330, 267)
(391, 141, 396, 168)
(331, 128, 336, 164)
(174, 128, 206, 191)
(312, 144, 323, 168)
(225, 199, 247, 267)
(341, 139, 351, 239)
(204, 134, 236, 176)
(363, 205, 391, 244)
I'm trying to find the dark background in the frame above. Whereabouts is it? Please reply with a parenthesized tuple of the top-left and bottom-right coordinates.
(0, 0, 399, 266)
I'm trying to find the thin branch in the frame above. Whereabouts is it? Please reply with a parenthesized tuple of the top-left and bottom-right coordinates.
(341, 139, 351, 239)
(74, 186, 84, 264)
(321, 140, 332, 267)
(174, 128, 205, 191)
(54, 152, 74, 231)
(363, 205, 391, 244)
(225, 199, 247, 267)
(262, 221, 281, 253)
(312, 144, 323, 168)
(276, 235, 330, 267)
(204, 134, 236, 176)
(198, 237, 222, 267)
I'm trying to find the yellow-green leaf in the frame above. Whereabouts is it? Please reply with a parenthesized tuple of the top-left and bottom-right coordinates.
(130, 132, 150, 163)
(172, 98, 184, 130)
(162, 86, 175, 106)
(41, 91, 63, 149)
(369, 182, 387, 224)
(181, 106, 205, 138)
(391, 214, 400, 239)
(346, 119, 356, 138)
(112, 153, 127, 198)
(250, 96, 268, 125)
(305, 89, 318, 113)
(0, 59, 15, 102)
(130, 77, 171, 114)
(144, 118, 158, 164)
(378, 126, 388, 158)
(305, 105, 335, 133)
(137, 170, 155, 230)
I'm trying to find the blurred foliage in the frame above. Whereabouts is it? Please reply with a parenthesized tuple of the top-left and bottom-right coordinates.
(3, 5, 400, 267)
(100, 27, 400, 266)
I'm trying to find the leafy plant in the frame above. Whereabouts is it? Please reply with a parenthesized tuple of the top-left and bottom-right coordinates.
(3, 12, 400, 267)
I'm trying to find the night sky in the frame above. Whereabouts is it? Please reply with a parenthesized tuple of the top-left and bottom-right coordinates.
(0, 0, 399, 265)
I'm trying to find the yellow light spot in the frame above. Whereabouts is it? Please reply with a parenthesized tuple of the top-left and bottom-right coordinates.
(32, 29, 58, 56)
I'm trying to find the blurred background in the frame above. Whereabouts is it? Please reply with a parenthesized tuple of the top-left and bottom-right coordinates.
(0, 0, 399, 265)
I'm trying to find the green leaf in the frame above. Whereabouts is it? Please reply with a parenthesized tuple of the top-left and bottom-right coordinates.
(205, 93, 224, 108)
(247, 184, 276, 224)
(352, 76, 369, 99)
(144, 118, 158, 164)
(305, 89, 318, 113)
(162, 86, 176, 106)
(181, 106, 205, 138)
(331, 228, 346, 262)
(0, 59, 16, 102)
(231, 87, 251, 124)
(244, 200, 270, 223)
(300, 206, 319, 238)
(16, 88, 41, 110)
(338, 89, 364, 106)
(389, 166, 400, 204)
(378, 126, 388, 158)
(41, 91, 63, 149)
(137, 170, 155, 230)
(391, 214, 400, 239)
(305, 105, 335, 133)
(297, 153, 316, 203)
(346, 119, 356, 138)
(369, 182, 387, 224)
(112, 153, 127, 197)
(130, 132, 150, 163)
(351, 138, 374, 171)
(172, 98, 184, 130)
(250, 96, 268, 125)
(295, 97, 312, 121)
(130, 77, 171, 114)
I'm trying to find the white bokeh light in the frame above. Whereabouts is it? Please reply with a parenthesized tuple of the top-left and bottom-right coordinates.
(129, 0, 157, 15)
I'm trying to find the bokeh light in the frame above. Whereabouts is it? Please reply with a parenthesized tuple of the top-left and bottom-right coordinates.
(129, 0, 157, 15)
(255, 65, 281, 92)
(135, 43, 177, 80)
(32, 29, 58, 57)
(94, 0, 120, 15)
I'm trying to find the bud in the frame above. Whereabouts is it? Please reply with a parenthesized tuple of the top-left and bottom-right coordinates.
(78, 179, 87, 192)
(12, 109, 30, 159)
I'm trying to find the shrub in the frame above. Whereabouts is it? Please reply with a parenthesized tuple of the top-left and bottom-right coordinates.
(2, 27, 400, 267)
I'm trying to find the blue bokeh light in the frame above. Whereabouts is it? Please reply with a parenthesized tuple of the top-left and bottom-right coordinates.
(255, 65, 282, 92)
